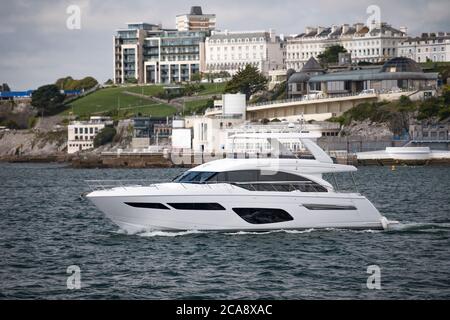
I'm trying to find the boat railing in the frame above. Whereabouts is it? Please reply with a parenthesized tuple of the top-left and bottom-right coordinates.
(86, 179, 333, 193)
(85, 180, 167, 191)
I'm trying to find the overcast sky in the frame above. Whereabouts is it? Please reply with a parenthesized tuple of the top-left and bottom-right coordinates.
(1, 0, 449, 90)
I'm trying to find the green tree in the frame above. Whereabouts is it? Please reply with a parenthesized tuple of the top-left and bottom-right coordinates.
(442, 85, 450, 106)
(125, 77, 138, 84)
(224, 64, 268, 100)
(77, 77, 98, 90)
(31, 84, 66, 116)
(417, 97, 441, 120)
(398, 95, 415, 112)
(317, 45, 347, 65)
(55, 76, 98, 90)
(191, 73, 202, 82)
(93, 127, 117, 147)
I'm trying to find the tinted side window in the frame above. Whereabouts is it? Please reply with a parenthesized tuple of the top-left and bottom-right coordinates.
(125, 203, 170, 210)
(257, 171, 307, 182)
(233, 208, 294, 224)
(168, 203, 226, 210)
(174, 171, 217, 183)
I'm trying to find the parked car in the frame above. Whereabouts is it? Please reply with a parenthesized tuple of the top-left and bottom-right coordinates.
(359, 89, 376, 95)
(304, 91, 325, 100)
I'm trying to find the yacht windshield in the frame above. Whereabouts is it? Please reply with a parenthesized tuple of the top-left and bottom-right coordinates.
(174, 171, 217, 183)
(173, 170, 328, 192)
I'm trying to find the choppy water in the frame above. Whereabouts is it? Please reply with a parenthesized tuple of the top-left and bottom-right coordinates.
(0, 163, 449, 299)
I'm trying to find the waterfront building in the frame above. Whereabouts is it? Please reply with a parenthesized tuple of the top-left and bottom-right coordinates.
(67, 117, 113, 154)
(205, 30, 285, 76)
(181, 94, 247, 153)
(409, 121, 450, 142)
(286, 22, 407, 70)
(287, 57, 438, 99)
(176, 6, 216, 32)
(131, 117, 172, 149)
(306, 57, 438, 96)
(224, 122, 327, 154)
(287, 57, 325, 98)
(177, 93, 340, 154)
(171, 119, 192, 151)
(268, 69, 288, 90)
(398, 32, 450, 63)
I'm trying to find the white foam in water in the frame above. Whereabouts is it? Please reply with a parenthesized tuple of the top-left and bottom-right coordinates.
(227, 229, 316, 235)
(138, 230, 204, 237)
(113, 222, 449, 238)
(385, 221, 450, 232)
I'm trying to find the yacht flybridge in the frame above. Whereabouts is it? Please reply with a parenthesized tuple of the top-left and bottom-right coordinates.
(86, 138, 391, 233)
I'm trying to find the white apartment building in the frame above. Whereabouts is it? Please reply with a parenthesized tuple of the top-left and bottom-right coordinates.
(286, 22, 407, 71)
(67, 117, 112, 154)
(398, 32, 450, 63)
(176, 6, 216, 32)
(205, 30, 285, 76)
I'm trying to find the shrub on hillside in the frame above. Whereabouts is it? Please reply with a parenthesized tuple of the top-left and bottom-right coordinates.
(55, 76, 98, 91)
(93, 127, 117, 148)
(31, 84, 66, 116)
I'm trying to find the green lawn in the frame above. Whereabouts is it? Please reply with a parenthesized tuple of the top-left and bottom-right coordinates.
(124, 85, 165, 96)
(62, 83, 224, 119)
(116, 104, 177, 118)
(64, 86, 175, 118)
(197, 82, 227, 96)
(183, 99, 211, 115)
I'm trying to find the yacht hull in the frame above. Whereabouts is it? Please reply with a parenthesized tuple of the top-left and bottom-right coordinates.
(86, 186, 385, 233)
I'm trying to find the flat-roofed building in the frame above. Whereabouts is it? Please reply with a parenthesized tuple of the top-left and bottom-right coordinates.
(67, 117, 112, 154)
(176, 6, 216, 32)
(113, 23, 206, 84)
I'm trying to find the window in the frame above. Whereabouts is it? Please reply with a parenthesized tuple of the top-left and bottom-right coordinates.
(173, 171, 217, 183)
(168, 203, 225, 210)
(233, 208, 294, 224)
(303, 204, 357, 211)
(125, 202, 170, 210)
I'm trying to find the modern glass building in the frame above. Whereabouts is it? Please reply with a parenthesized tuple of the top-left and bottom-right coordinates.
(144, 31, 205, 84)
(288, 57, 439, 97)
(114, 23, 207, 84)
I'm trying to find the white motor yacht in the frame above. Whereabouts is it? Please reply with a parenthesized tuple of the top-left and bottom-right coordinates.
(86, 139, 390, 233)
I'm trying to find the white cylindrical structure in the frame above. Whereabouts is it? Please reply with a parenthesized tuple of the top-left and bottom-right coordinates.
(172, 119, 185, 128)
(222, 93, 246, 118)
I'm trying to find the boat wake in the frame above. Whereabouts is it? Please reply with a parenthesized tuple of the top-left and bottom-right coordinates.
(111, 221, 450, 238)
(384, 221, 450, 233)
(137, 230, 205, 237)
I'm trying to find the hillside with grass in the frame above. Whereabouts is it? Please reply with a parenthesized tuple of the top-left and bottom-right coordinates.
(64, 86, 175, 119)
(63, 83, 226, 120)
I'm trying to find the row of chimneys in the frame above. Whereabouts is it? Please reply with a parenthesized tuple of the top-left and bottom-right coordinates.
(420, 32, 450, 38)
(305, 23, 408, 36)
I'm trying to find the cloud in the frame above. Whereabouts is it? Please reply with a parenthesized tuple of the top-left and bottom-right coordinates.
(0, 0, 449, 89)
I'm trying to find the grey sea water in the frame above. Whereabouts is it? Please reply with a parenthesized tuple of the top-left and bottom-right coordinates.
(0, 163, 449, 299)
